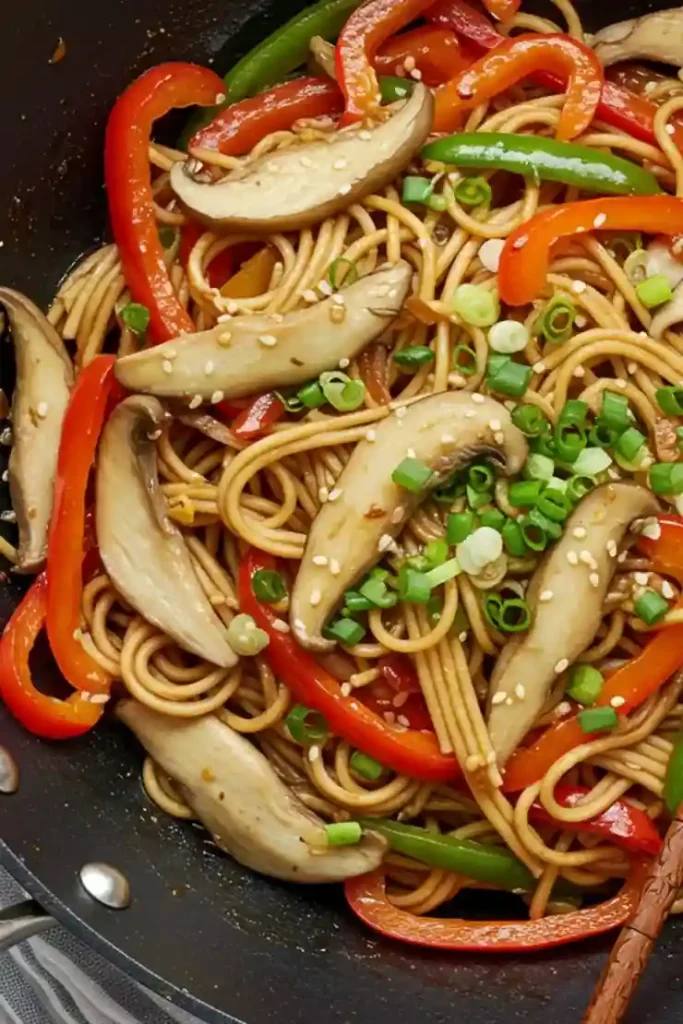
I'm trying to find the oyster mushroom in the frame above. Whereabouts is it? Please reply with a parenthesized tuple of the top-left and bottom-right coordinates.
(114, 265, 411, 400)
(96, 395, 237, 668)
(593, 10, 683, 68)
(1, 288, 73, 572)
(309, 36, 337, 79)
(290, 392, 527, 652)
(117, 700, 387, 882)
(170, 84, 433, 233)
(487, 482, 659, 767)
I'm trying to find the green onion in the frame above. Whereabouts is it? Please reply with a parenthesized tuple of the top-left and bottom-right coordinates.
(519, 517, 550, 552)
(488, 319, 529, 354)
(427, 594, 444, 624)
(634, 589, 669, 626)
(392, 457, 433, 493)
(453, 175, 492, 208)
(452, 344, 478, 376)
(483, 593, 503, 628)
(678, 426, 683, 454)
(479, 508, 505, 532)
(404, 554, 429, 572)
(498, 598, 531, 633)
(402, 176, 433, 205)
(468, 463, 495, 492)
(398, 567, 432, 604)
(487, 357, 532, 397)
(536, 295, 576, 344)
(424, 538, 449, 568)
(649, 462, 683, 495)
(566, 664, 604, 706)
(226, 614, 269, 656)
(350, 752, 384, 781)
(588, 422, 616, 449)
(536, 489, 571, 523)
(524, 453, 554, 483)
(319, 371, 365, 412)
(447, 511, 477, 545)
(323, 618, 366, 645)
(560, 399, 589, 427)
(432, 474, 466, 504)
(566, 474, 596, 504)
(636, 273, 673, 309)
(655, 386, 683, 416)
(615, 427, 646, 464)
(328, 257, 358, 290)
(624, 249, 649, 284)
(452, 283, 500, 327)
(578, 706, 619, 734)
(548, 475, 568, 493)
(599, 391, 631, 433)
(344, 590, 374, 612)
(251, 569, 287, 603)
(158, 224, 177, 249)
(286, 705, 329, 745)
(424, 557, 462, 588)
(325, 822, 362, 846)
(508, 480, 544, 508)
(359, 577, 398, 609)
(502, 518, 527, 557)
(531, 429, 556, 459)
(427, 192, 448, 213)
(379, 75, 414, 103)
(121, 302, 151, 336)
(466, 483, 492, 510)
(554, 424, 587, 464)
(572, 446, 613, 477)
(393, 346, 435, 369)
(297, 381, 326, 408)
(605, 233, 642, 263)
(528, 506, 562, 540)
(511, 404, 547, 437)
(275, 390, 304, 413)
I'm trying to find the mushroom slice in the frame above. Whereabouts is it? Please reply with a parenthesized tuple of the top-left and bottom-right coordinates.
(487, 482, 659, 767)
(117, 700, 387, 882)
(1, 288, 73, 572)
(650, 280, 683, 339)
(593, 10, 683, 68)
(170, 84, 434, 233)
(96, 396, 237, 668)
(309, 36, 337, 79)
(290, 392, 527, 652)
(115, 265, 411, 400)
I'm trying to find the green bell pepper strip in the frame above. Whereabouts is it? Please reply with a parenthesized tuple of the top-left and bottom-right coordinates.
(664, 726, 683, 816)
(181, 0, 360, 144)
(421, 133, 662, 198)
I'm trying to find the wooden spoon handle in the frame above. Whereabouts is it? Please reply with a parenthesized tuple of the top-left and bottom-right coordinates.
(582, 812, 683, 1024)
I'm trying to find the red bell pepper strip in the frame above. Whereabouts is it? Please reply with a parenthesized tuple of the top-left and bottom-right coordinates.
(345, 860, 648, 951)
(336, 0, 439, 123)
(215, 392, 286, 441)
(179, 222, 234, 290)
(374, 26, 468, 88)
(499, 196, 683, 307)
(46, 356, 124, 695)
(0, 576, 103, 740)
(433, 33, 603, 139)
(189, 77, 343, 158)
(239, 549, 459, 782)
(528, 785, 662, 857)
(362, 654, 434, 732)
(503, 516, 683, 793)
(426, 0, 683, 153)
(105, 62, 226, 343)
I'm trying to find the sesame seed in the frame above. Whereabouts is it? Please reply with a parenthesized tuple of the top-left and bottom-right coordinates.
(341, 683, 352, 697)
(378, 533, 395, 552)
(162, 360, 173, 374)
(589, 572, 600, 588)
(634, 571, 650, 586)
(554, 659, 569, 674)
(395, 406, 407, 418)
(338, 184, 352, 196)
(359, 130, 372, 141)
(567, 551, 579, 566)
(572, 526, 587, 540)
(391, 506, 405, 524)
(333, 158, 348, 170)
(188, 395, 202, 409)
(574, 367, 585, 380)
(403, 55, 416, 71)
(449, 373, 466, 388)
(90, 693, 110, 705)
(607, 539, 617, 557)
(318, 486, 329, 503)
(332, 294, 346, 307)
(639, 519, 661, 541)
(393, 691, 409, 708)
(610, 695, 626, 708)
(318, 280, 333, 297)
(204, 360, 215, 375)
(338, 356, 350, 368)
(258, 334, 277, 347)
(36, 402, 49, 418)
(303, 289, 318, 303)
(1, 469, 7, 482)
(397, 714, 411, 727)
(593, 214, 607, 228)
(618, 551, 627, 563)
(224, 300, 239, 315)
(627, 361, 638, 375)
(272, 618, 290, 633)
(310, 588, 322, 607)
(210, 390, 224, 404)
(667, 123, 676, 135)
(383, 711, 396, 725)
(539, 590, 554, 602)
(662, 580, 675, 599)
(608, 468, 621, 481)
(458, 82, 474, 99)
(572, 279, 587, 293)
(147, 429, 162, 441)
(512, 235, 528, 251)
(365, 429, 376, 442)
(489, 418, 501, 431)
(494, 431, 505, 444)
(328, 488, 342, 502)
(491, 690, 507, 705)
(557, 701, 572, 716)
(217, 331, 233, 346)
(308, 745, 320, 762)
(616, 379, 627, 389)
(533, 362, 545, 374)
(514, 683, 526, 700)
(579, 550, 597, 569)
(329, 558, 341, 576)
(312, 555, 328, 566)
(465, 410, 476, 419)
(458, 631, 468, 642)
(166, 347, 177, 359)
(471, 393, 485, 404)
(406, 448, 416, 459)
(441, 434, 454, 444)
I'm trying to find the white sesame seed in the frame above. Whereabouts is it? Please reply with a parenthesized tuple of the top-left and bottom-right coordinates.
(494, 432, 505, 444)
(391, 505, 405, 524)
(303, 289, 318, 303)
(634, 572, 650, 586)
(333, 158, 348, 170)
(489, 418, 501, 431)
(392, 691, 409, 708)
(616, 379, 627, 389)
(90, 693, 111, 704)
(308, 745, 320, 762)
(662, 580, 675, 599)
(1, 469, 7, 482)
(465, 409, 476, 419)
(397, 714, 411, 727)
(491, 690, 507, 705)
(539, 590, 554, 602)
(383, 711, 396, 725)
(258, 334, 277, 347)
(359, 130, 372, 141)
(318, 486, 329, 503)
(458, 631, 468, 642)
(215, 93, 226, 104)
(514, 683, 526, 700)
(36, 402, 49, 418)
(310, 588, 322, 607)
(403, 55, 416, 72)
(533, 362, 546, 374)
(378, 533, 395, 553)
(338, 184, 352, 196)
(272, 619, 290, 633)
(329, 558, 341, 576)
(593, 214, 607, 228)
(554, 659, 569, 674)
(573, 367, 585, 381)
(147, 429, 162, 441)
(332, 294, 345, 307)
(338, 356, 349, 367)
(471, 393, 485, 404)
(312, 555, 328, 567)
(328, 488, 342, 502)
(667, 123, 676, 135)
(210, 390, 224, 404)
(579, 550, 597, 569)
(395, 406, 407, 418)
(409, 68, 422, 81)
(224, 300, 239, 315)
(204, 360, 215, 375)
(557, 701, 572, 716)
(572, 526, 587, 540)
(217, 331, 233, 346)
(441, 434, 454, 444)
(512, 235, 528, 250)
(610, 695, 626, 708)
(589, 572, 600, 588)
(607, 539, 617, 557)
(188, 394, 202, 409)
(365, 429, 376, 442)
(566, 551, 579, 566)
(162, 360, 173, 374)
(406, 448, 416, 459)
(318, 280, 333, 297)
(640, 519, 662, 541)
(572, 279, 587, 293)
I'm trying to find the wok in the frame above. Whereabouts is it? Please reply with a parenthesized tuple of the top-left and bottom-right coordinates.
(0, 1, 681, 1022)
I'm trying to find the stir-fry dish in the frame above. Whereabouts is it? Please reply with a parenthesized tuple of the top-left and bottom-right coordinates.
(7, 0, 683, 953)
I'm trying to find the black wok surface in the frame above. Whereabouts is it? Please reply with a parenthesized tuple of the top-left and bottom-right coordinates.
(0, 2, 681, 1022)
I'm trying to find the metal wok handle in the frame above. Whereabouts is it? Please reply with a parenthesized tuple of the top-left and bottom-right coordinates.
(0, 899, 54, 951)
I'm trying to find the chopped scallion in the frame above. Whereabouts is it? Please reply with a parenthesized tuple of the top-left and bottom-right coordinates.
(649, 462, 683, 495)
(424, 557, 462, 589)
(251, 569, 287, 603)
(634, 589, 669, 625)
(325, 822, 362, 846)
(468, 463, 495, 492)
(452, 283, 500, 327)
(578, 706, 619, 734)
(447, 511, 477, 545)
(655, 386, 683, 416)
(393, 346, 435, 369)
(121, 302, 151, 336)
(566, 665, 604, 706)
(297, 381, 326, 408)
(323, 618, 366, 646)
(402, 176, 433, 205)
(398, 566, 432, 604)
(453, 175, 492, 208)
(508, 480, 544, 508)
(479, 507, 505, 532)
(392, 457, 433, 493)
(328, 257, 358, 290)
(319, 371, 365, 412)
(572, 446, 613, 477)
(286, 705, 329, 745)
(511, 404, 547, 437)
(487, 357, 532, 398)
(501, 518, 527, 557)
(599, 391, 631, 433)
(614, 427, 646, 464)
(524, 453, 554, 483)
(636, 273, 673, 309)
(452, 343, 478, 376)
(350, 752, 384, 781)
(536, 295, 576, 344)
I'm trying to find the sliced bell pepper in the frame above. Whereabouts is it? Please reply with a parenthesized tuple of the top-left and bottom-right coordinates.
(374, 26, 468, 88)
(179, 222, 234, 289)
(220, 247, 278, 299)
(189, 77, 343, 158)
(215, 391, 286, 441)
(499, 196, 683, 308)
(47, 356, 124, 695)
(421, 133, 661, 197)
(426, 0, 683, 154)
(528, 786, 662, 857)
(358, 343, 392, 406)
(433, 33, 603, 140)
(105, 62, 225, 344)
(504, 516, 683, 792)
(336, 0, 438, 123)
(239, 549, 459, 781)
(0, 576, 103, 740)
(345, 860, 648, 951)
(362, 654, 434, 732)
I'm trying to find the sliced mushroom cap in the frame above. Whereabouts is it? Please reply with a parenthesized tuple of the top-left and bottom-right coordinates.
(650, 280, 683, 339)
(1, 288, 73, 573)
(290, 392, 527, 652)
(170, 84, 434, 233)
(96, 396, 237, 668)
(117, 700, 387, 882)
(487, 482, 659, 767)
(593, 10, 683, 68)
(115, 265, 411, 400)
